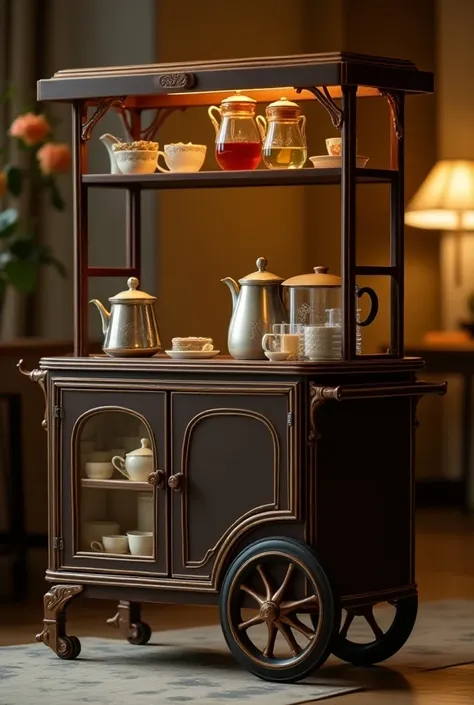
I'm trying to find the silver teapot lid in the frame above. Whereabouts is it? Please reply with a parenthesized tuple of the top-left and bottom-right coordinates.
(238, 257, 284, 285)
(109, 277, 156, 303)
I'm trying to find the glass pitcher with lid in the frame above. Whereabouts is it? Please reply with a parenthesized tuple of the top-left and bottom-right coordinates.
(257, 97, 307, 169)
(208, 92, 262, 171)
(282, 266, 379, 356)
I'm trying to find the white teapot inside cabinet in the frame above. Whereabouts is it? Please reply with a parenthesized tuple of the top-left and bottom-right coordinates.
(112, 439, 153, 482)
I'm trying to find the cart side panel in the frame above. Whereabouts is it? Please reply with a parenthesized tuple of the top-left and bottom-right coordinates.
(315, 395, 414, 599)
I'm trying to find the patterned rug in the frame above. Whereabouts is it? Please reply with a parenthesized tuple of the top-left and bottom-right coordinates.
(0, 600, 473, 705)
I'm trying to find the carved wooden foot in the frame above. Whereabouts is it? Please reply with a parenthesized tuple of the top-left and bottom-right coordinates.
(35, 584, 83, 659)
(106, 600, 152, 645)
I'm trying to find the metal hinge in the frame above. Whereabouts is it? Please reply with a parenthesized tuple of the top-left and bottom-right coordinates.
(53, 405, 64, 419)
(53, 537, 64, 550)
(287, 412, 293, 426)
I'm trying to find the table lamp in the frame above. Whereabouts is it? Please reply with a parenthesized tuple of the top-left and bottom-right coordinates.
(405, 159, 474, 285)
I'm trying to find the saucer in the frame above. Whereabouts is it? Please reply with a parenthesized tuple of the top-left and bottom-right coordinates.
(165, 349, 220, 360)
(264, 351, 290, 362)
(309, 155, 369, 169)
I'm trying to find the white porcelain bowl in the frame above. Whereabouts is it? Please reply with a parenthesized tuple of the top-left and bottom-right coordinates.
(114, 149, 158, 175)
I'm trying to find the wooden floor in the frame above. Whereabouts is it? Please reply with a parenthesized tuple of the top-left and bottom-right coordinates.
(1, 509, 473, 704)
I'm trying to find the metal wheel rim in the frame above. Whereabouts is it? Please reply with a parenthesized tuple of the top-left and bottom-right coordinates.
(227, 550, 324, 670)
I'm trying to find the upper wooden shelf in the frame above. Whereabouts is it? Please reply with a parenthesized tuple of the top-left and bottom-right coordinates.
(37, 51, 434, 106)
(82, 168, 398, 190)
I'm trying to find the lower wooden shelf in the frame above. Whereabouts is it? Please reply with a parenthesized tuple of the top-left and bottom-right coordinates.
(80, 478, 152, 491)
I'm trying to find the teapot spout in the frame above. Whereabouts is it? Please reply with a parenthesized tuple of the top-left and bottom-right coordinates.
(99, 133, 122, 174)
(221, 277, 240, 312)
(89, 299, 111, 335)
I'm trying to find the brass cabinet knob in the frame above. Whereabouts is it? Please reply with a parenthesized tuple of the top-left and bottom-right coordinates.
(147, 470, 165, 488)
(168, 473, 184, 491)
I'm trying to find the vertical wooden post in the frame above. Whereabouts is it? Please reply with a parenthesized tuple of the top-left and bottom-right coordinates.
(72, 103, 88, 357)
(341, 86, 357, 360)
(389, 93, 405, 356)
(125, 109, 142, 277)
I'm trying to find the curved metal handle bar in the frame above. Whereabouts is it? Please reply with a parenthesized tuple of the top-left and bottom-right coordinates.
(17, 359, 48, 431)
(316, 381, 447, 402)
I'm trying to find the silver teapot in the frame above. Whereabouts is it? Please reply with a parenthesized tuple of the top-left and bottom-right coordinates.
(90, 277, 161, 357)
(222, 257, 288, 360)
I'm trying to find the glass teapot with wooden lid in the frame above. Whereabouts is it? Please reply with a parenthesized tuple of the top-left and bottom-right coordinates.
(257, 97, 307, 169)
(282, 266, 379, 354)
(208, 92, 262, 171)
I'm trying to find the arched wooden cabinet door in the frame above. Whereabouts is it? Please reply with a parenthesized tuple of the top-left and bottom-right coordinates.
(169, 383, 299, 582)
(51, 383, 168, 577)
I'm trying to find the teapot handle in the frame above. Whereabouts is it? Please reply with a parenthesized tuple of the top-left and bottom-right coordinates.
(112, 456, 130, 480)
(356, 286, 379, 327)
(298, 114, 307, 140)
(156, 151, 170, 173)
(208, 105, 221, 136)
(256, 115, 267, 141)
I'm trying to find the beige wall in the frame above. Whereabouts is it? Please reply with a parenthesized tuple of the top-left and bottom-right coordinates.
(155, 0, 439, 353)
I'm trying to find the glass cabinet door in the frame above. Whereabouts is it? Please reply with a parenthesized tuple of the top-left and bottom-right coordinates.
(56, 387, 167, 576)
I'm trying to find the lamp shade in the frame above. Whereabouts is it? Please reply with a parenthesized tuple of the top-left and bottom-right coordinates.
(405, 159, 474, 230)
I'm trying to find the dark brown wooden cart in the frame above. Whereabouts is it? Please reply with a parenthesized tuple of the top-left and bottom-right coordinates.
(19, 52, 446, 683)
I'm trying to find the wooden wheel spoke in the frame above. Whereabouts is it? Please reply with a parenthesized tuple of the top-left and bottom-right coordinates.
(276, 620, 302, 656)
(238, 614, 263, 631)
(256, 564, 274, 602)
(263, 623, 278, 658)
(240, 584, 265, 606)
(339, 610, 355, 639)
(362, 607, 384, 640)
(280, 614, 315, 640)
(280, 594, 318, 616)
(272, 563, 295, 605)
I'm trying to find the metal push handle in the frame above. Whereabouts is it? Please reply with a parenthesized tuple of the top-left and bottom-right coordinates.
(314, 381, 447, 402)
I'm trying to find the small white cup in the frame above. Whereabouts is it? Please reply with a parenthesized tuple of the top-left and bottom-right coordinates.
(114, 149, 158, 175)
(85, 461, 114, 480)
(325, 137, 358, 157)
(82, 521, 120, 548)
(127, 530, 153, 556)
(91, 534, 129, 554)
(157, 143, 206, 173)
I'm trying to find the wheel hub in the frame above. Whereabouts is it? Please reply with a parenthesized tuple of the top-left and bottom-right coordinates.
(260, 601, 280, 623)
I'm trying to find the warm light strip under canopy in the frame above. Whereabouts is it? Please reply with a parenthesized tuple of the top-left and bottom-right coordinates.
(405, 159, 474, 230)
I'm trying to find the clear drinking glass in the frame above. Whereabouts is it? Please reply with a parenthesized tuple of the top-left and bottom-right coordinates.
(271, 323, 303, 359)
(325, 307, 363, 355)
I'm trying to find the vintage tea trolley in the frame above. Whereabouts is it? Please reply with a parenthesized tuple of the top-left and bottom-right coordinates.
(19, 53, 446, 683)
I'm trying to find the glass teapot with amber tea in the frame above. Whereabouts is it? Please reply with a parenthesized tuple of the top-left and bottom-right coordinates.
(208, 92, 262, 170)
(257, 97, 307, 169)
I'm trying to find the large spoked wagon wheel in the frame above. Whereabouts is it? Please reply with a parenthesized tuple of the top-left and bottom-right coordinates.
(332, 595, 418, 666)
(220, 538, 338, 683)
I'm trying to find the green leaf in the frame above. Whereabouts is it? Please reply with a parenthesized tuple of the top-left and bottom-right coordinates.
(5, 165, 22, 197)
(9, 237, 35, 260)
(37, 244, 67, 276)
(49, 180, 65, 211)
(49, 256, 67, 277)
(0, 208, 19, 237)
(4, 259, 38, 292)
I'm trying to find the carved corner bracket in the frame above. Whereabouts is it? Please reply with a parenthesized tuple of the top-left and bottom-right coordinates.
(309, 383, 341, 444)
(380, 90, 403, 140)
(296, 86, 344, 129)
(36, 584, 83, 656)
(17, 359, 48, 431)
(81, 97, 127, 141)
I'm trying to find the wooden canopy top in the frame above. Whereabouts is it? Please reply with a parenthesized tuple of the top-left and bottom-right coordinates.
(37, 51, 434, 108)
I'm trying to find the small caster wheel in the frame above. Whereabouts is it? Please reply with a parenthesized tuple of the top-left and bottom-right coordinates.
(220, 537, 338, 683)
(332, 595, 418, 666)
(57, 635, 81, 660)
(128, 621, 152, 645)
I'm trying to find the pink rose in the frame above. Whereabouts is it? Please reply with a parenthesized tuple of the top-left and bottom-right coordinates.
(9, 112, 51, 146)
(37, 143, 72, 175)
(0, 171, 6, 197)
